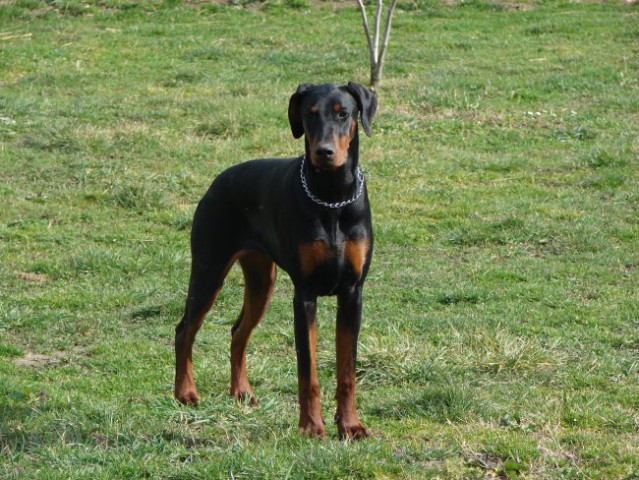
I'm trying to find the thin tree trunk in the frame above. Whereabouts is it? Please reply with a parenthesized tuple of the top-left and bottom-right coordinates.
(370, 65, 381, 92)
(357, 0, 398, 91)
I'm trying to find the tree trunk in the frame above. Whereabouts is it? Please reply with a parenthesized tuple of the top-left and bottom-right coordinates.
(370, 64, 381, 92)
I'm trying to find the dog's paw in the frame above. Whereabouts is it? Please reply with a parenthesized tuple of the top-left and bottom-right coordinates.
(336, 420, 369, 440)
(298, 417, 326, 438)
(230, 387, 258, 407)
(175, 389, 200, 407)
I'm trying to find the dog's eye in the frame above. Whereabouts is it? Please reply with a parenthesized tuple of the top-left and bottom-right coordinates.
(338, 110, 349, 120)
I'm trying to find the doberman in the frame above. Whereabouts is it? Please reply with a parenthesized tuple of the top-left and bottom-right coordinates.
(174, 82, 377, 439)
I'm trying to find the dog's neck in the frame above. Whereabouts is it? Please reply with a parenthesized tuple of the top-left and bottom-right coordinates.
(302, 133, 361, 207)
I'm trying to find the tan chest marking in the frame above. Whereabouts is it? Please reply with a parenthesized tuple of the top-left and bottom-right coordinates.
(343, 239, 370, 277)
(299, 239, 370, 277)
(299, 241, 332, 276)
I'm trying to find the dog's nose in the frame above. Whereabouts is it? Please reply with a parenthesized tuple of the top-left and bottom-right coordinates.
(315, 145, 335, 159)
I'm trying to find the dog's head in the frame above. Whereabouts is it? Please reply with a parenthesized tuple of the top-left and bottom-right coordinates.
(288, 82, 377, 170)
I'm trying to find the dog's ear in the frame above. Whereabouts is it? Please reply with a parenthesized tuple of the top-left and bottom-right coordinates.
(345, 82, 377, 137)
(288, 83, 314, 139)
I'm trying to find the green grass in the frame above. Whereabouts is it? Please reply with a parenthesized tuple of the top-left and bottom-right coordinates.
(1, 0, 638, 478)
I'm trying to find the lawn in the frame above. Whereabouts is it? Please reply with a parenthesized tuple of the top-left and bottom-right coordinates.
(1, 0, 638, 478)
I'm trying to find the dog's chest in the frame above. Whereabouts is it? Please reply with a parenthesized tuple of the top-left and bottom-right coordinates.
(296, 217, 370, 294)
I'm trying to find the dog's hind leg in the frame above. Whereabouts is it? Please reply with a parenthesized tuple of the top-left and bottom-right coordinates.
(229, 252, 276, 405)
(174, 198, 244, 406)
(174, 253, 235, 406)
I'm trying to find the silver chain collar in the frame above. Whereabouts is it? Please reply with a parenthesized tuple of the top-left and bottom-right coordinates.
(299, 155, 365, 209)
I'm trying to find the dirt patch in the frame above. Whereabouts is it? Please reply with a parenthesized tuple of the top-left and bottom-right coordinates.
(14, 352, 64, 368)
(13, 271, 48, 284)
(14, 347, 86, 369)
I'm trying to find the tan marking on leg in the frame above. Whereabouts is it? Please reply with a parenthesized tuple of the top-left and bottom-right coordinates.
(299, 241, 331, 276)
(230, 253, 276, 405)
(335, 326, 369, 440)
(175, 292, 218, 406)
(174, 250, 247, 406)
(343, 239, 370, 277)
(175, 350, 199, 405)
(298, 319, 324, 437)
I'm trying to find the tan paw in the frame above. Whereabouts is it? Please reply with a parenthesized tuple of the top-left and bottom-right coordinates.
(175, 388, 199, 407)
(298, 417, 326, 438)
(337, 420, 369, 440)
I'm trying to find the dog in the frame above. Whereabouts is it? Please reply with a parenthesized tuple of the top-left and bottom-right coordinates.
(174, 82, 377, 439)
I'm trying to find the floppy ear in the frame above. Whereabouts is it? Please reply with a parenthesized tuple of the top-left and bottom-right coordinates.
(346, 82, 378, 137)
(288, 83, 314, 139)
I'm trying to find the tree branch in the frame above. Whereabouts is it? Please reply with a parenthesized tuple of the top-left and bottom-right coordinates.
(377, 0, 398, 75)
(356, 0, 377, 70)
(373, 0, 383, 61)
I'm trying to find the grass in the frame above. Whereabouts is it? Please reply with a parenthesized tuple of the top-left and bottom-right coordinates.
(1, 0, 638, 478)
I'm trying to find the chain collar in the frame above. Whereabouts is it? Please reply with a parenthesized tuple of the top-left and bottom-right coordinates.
(299, 155, 365, 209)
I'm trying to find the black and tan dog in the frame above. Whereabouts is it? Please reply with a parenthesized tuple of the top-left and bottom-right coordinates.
(174, 82, 377, 439)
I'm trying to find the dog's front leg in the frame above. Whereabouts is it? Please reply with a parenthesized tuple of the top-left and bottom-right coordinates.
(335, 285, 369, 439)
(293, 291, 325, 437)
